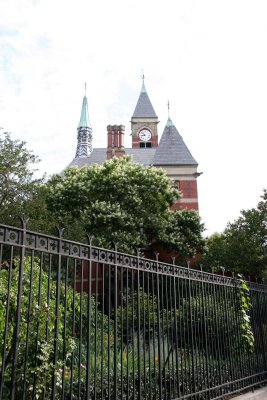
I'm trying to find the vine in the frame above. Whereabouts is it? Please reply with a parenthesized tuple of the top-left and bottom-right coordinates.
(237, 274, 254, 353)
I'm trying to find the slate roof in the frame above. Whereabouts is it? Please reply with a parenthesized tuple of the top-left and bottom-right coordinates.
(68, 148, 106, 168)
(68, 148, 156, 168)
(152, 119, 198, 166)
(132, 83, 157, 118)
(125, 148, 156, 165)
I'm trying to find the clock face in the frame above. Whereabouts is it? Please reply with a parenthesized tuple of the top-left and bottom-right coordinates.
(139, 129, 152, 141)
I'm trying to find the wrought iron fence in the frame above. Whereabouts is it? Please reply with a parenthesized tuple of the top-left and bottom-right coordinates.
(0, 220, 266, 399)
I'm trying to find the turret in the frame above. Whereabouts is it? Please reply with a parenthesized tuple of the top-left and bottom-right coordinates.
(131, 75, 159, 148)
(75, 90, 93, 158)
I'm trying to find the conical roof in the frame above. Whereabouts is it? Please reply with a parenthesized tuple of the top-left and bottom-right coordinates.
(78, 95, 91, 128)
(132, 81, 157, 118)
(152, 119, 197, 165)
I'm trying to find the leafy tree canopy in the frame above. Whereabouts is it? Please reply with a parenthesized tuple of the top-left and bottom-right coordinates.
(202, 189, 267, 278)
(0, 130, 61, 233)
(0, 130, 43, 224)
(47, 156, 205, 256)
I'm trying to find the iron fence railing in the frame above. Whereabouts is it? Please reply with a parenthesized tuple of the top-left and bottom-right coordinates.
(0, 220, 266, 399)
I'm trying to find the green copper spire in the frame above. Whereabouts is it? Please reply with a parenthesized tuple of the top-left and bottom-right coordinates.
(78, 94, 91, 128)
(75, 86, 93, 158)
(166, 100, 174, 127)
(166, 117, 174, 127)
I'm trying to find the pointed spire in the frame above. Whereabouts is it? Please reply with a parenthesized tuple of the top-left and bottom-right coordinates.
(132, 74, 157, 118)
(78, 93, 91, 129)
(141, 71, 146, 93)
(75, 87, 93, 158)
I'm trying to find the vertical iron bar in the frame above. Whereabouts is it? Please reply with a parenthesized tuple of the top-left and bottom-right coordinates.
(78, 260, 84, 400)
(131, 265, 135, 399)
(155, 254, 162, 399)
(120, 267, 124, 400)
(101, 263, 105, 400)
(172, 260, 180, 399)
(210, 270, 222, 397)
(151, 266, 156, 398)
(136, 250, 141, 399)
(164, 271, 171, 398)
(168, 270, 175, 398)
(160, 273, 166, 399)
(107, 262, 111, 399)
(181, 272, 187, 397)
(86, 238, 93, 400)
(221, 269, 234, 395)
(70, 259, 77, 399)
(142, 269, 146, 399)
(126, 267, 129, 400)
(113, 246, 118, 400)
(200, 266, 210, 400)
(51, 229, 64, 399)
(42, 253, 52, 400)
(146, 269, 152, 400)
(10, 219, 27, 400)
(0, 245, 14, 400)
(256, 289, 267, 374)
(22, 250, 35, 400)
(196, 272, 203, 397)
(187, 263, 196, 397)
(94, 261, 99, 400)
(32, 252, 44, 399)
(61, 257, 69, 399)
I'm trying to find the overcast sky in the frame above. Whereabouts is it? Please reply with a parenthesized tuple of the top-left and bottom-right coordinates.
(1, 0, 267, 236)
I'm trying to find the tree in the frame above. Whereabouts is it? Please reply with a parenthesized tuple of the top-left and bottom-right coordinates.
(159, 208, 206, 259)
(0, 130, 61, 233)
(47, 156, 205, 256)
(0, 130, 42, 225)
(202, 189, 267, 279)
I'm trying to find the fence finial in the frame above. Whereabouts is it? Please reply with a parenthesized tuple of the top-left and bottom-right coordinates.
(112, 241, 118, 251)
(86, 234, 94, 245)
(56, 226, 65, 238)
(18, 215, 29, 229)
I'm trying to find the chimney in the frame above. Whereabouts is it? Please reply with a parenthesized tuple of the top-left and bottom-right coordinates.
(106, 124, 125, 159)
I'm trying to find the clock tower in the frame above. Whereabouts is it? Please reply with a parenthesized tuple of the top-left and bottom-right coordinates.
(131, 77, 159, 148)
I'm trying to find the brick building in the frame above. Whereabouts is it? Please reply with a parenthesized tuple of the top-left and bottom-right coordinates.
(68, 78, 201, 211)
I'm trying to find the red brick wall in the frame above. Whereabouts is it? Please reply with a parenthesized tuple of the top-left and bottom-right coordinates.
(179, 180, 198, 198)
(170, 180, 199, 211)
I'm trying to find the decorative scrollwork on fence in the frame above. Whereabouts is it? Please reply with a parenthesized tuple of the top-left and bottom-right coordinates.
(0, 222, 266, 292)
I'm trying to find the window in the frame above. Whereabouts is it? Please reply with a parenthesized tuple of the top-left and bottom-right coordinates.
(139, 142, 152, 148)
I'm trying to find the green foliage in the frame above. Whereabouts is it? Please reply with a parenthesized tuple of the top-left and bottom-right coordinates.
(202, 189, 267, 278)
(159, 209, 206, 258)
(237, 274, 255, 352)
(0, 130, 58, 233)
(47, 156, 205, 255)
(117, 288, 158, 341)
(0, 256, 110, 398)
(0, 130, 41, 211)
